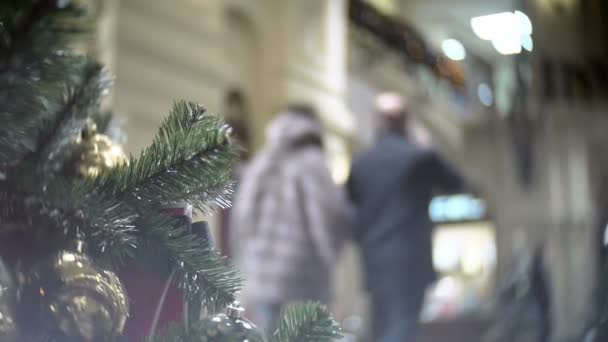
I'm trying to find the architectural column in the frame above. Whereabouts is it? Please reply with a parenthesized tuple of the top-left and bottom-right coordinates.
(280, 0, 354, 137)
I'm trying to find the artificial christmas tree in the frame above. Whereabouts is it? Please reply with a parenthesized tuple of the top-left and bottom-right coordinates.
(0, 1, 340, 341)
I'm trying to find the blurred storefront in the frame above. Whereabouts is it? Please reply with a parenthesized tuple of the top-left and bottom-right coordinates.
(424, 194, 495, 323)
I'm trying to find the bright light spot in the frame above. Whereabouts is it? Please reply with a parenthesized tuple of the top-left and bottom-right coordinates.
(441, 39, 466, 61)
(491, 34, 522, 55)
(376, 92, 405, 114)
(434, 276, 459, 298)
(429, 194, 486, 222)
(515, 11, 532, 35)
(477, 83, 494, 106)
(520, 35, 533, 51)
(471, 11, 533, 55)
(462, 249, 483, 275)
(471, 12, 516, 41)
(62, 253, 76, 262)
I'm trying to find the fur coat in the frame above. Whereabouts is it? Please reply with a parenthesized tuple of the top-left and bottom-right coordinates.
(230, 112, 351, 305)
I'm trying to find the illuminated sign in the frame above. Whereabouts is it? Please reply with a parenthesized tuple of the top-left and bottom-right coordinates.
(429, 194, 486, 223)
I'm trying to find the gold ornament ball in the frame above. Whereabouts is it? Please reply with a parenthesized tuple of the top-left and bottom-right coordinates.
(19, 241, 129, 341)
(72, 120, 128, 178)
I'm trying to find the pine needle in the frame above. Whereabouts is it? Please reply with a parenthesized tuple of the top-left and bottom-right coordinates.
(271, 302, 342, 342)
(135, 210, 242, 309)
(95, 100, 241, 214)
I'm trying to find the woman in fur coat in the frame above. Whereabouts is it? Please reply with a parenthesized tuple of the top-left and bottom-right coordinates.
(229, 105, 351, 331)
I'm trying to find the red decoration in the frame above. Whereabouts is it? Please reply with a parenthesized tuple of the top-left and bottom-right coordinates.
(120, 204, 193, 341)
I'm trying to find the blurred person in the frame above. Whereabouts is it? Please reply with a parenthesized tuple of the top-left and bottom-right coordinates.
(346, 93, 464, 342)
(230, 104, 351, 332)
(218, 89, 252, 257)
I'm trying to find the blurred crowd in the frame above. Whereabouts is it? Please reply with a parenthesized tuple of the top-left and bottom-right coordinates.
(226, 93, 465, 342)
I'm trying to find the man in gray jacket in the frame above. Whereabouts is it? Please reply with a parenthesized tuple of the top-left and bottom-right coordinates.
(347, 93, 464, 342)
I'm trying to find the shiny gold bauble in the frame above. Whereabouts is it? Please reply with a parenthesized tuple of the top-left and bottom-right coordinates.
(72, 120, 128, 178)
(18, 240, 129, 341)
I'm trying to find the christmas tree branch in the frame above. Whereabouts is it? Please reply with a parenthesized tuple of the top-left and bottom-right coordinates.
(0, 0, 94, 172)
(34, 61, 111, 171)
(145, 302, 340, 342)
(135, 211, 242, 309)
(271, 302, 342, 342)
(96, 101, 240, 214)
(0, 178, 138, 264)
(147, 320, 266, 342)
(0, 0, 89, 72)
(0, 0, 55, 70)
(0, 55, 92, 171)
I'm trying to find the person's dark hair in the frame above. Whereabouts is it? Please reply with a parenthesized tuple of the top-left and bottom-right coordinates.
(287, 103, 319, 122)
(226, 88, 245, 106)
(285, 103, 323, 148)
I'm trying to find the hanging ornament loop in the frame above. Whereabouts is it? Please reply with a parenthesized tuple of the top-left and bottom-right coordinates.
(226, 301, 245, 319)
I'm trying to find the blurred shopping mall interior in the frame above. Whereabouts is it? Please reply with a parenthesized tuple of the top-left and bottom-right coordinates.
(91, 0, 608, 341)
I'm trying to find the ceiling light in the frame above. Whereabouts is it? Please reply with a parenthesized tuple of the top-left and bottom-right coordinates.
(520, 35, 533, 51)
(470, 11, 533, 55)
(492, 35, 522, 55)
(441, 39, 466, 61)
(514, 11, 532, 35)
(471, 12, 516, 41)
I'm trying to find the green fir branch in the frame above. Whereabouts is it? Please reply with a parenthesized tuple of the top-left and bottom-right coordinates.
(0, 54, 90, 170)
(271, 302, 342, 342)
(34, 61, 111, 172)
(0, 0, 95, 172)
(92, 110, 114, 134)
(0, 176, 138, 264)
(96, 100, 240, 213)
(0, 0, 56, 69)
(0, 0, 91, 72)
(134, 211, 242, 309)
(146, 302, 340, 342)
(146, 319, 265, 342)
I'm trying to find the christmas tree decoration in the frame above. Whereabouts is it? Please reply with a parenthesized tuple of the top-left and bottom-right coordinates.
(150, 302, 266, 342)
(66, 119, 128, 178)
(198, 302, 265, 342)
(17, 240, 128, 341)
(349, 0, 466, 88)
